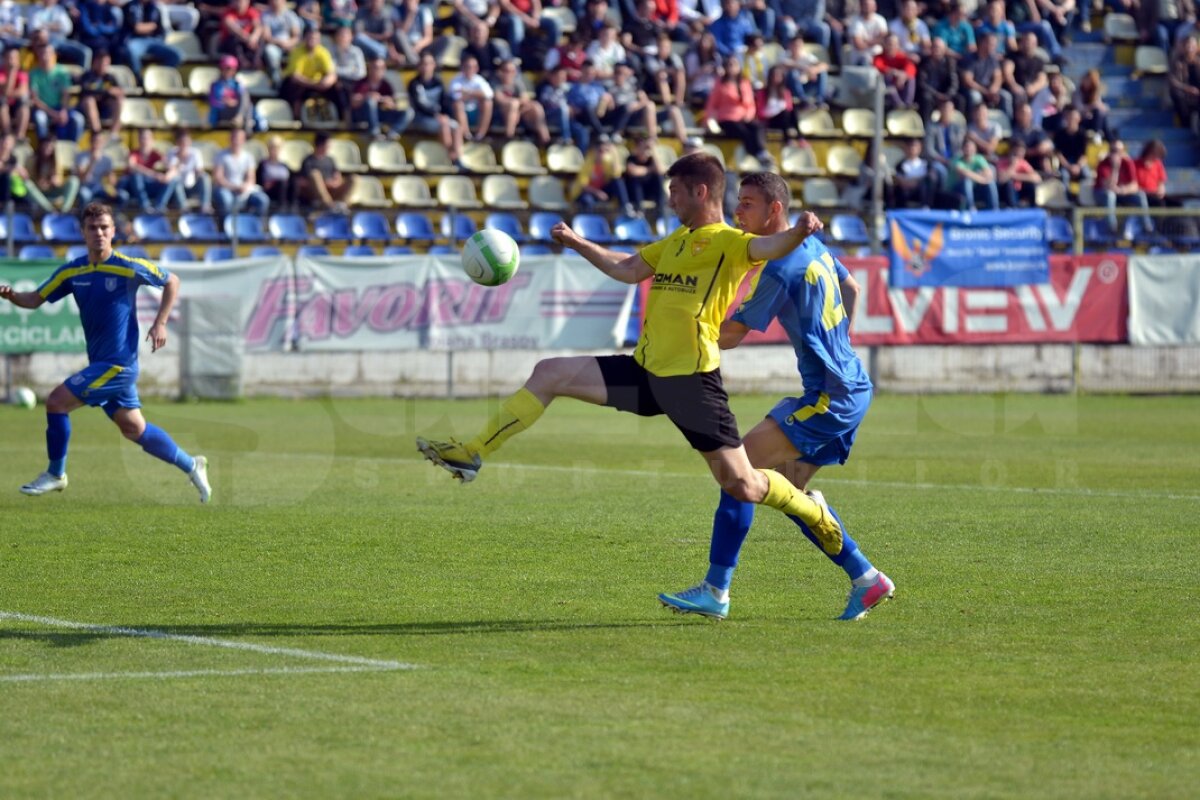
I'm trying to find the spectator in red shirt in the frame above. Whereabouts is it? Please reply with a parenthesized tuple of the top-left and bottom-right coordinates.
(874, 34, 916, 109)
(218, 0, 264, 70)
(1095, 138, 1152, 231)
(1135, 139, 1169, 207)
(705, 54, 771, 165)
(118, 128, 177, 213)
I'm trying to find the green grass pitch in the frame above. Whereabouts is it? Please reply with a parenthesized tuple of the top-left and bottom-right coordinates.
(1, 393, 1197, 798)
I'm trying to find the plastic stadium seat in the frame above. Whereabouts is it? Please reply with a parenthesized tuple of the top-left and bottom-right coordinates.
(825, 144, 863, 178)
(204, 246, 235, 263)
(1, 212, 40, 243)
(528, 211, 565, 241)
(841, 108, 876, 138)
(268, 214, 309, 241)
(237, 70, 275, 98)
(119, 97, 163, 128)
(803, 178, 841, 207)
(484, 211, 525, 242)
(1123, 216, 1164, 246)
(1036, 179, 1071, 210)
(297, 245, 330, 257)
(412, 140, 457, 173)
(441, 212, 478, 242)
(244, 138, 268, 165)
(166, 30, 206, 62)
(223, 214, 266, 242)
(1045, 215, 1074, 247)
(187, 65, 219, 97)
(367, 141, 414, 173)
(343, 245, 377, 257)
(459, 142, 503, 174)
(133, 214, 176, 241)
(438, 35, 467, 68)
(482, 174, 528, 209)
(192, 140, 221, 170)
(18, 245, 55, 260)
(164, 99, 205, 128)
(1083, 217, 1116, 247)
(830, 214, 870, 245)
(160, 246, 197, 263)
(428, 244, 456, 255)
(42, 213, 84, 242)
(655, 142, 678, 170)
(656, 214, 681, 236)
(528, 175, 569, 210)
(250, 245, 283, 257)
(732, 145, 766, 173)
(542, 6, 577, 32)
(257, 98, 301, 130)
(65, 245, 90, 261)
(117, 245, 150, 259)
(383, 245, 413, 256)
(351, 211, 392, 240)
(781, 144, 822, 176)
(798, 108, 841, 137)
(572, 213, 614, 243)
(613, 216, 654, 243)
(277, 139, 314, 172)
(328, 139, 367, 173)
(314, 214, 353, 240)
(348, 175, 392, 208)
(144, 65, 187, 95)
(1104, 13, 1140, 41)
(886, 109, 925, 138)
(178, 214, 223, 240)
(391, 175, 435, 207)
(1135, 45, 1169, 75)
(436, 175, 483, 209)
(546, 143, 584, 173)
(501, 141, 547, 176)
(523, 244, 554, 255)
(395, 212, 436, 241)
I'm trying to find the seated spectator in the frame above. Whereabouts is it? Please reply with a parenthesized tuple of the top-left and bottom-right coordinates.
(492, 59, 552, 145)
(742, 33, 770, 90)
(324, 0, 360, 28)
(537, 64, 589, 148)
(198, 0, 236, 44)
(0, 45, 30, 140)
(121, 0, 183, 77)
(450, 54, 495, 141)
(218, 0, 264, 70)
(581, 0, 625, 38)
(256, 135, 294, 208)
(757, 64, 801, 142)
(262, 0, 303, 86)
(950, 138, 999, 210)
(705, 55, 772, 164)
(965, 101, 1002, 160)
(30, 43, 85, 142)
(1003, 30, 1047, 107)
(587, 24, 628, 79)
(1166, 34, 1198, 130)
(77, 0, 124, 70)
(120, 129, 176, 213)
(295, 0, 324, 28)
(546, 28, 590, 81)
(351, 56, 414, 139)
(355, 0, 394, 64)
(464, 19, 511, 79)
(1053, 105, 1091, 191)
(1019, 0, 1064, 62)
(918, 36, 959, 121)
(821, 0, 850, 62)
(608, 60, 658, 139)
(996, 138, 1041, 207)
(0, 0, 25, 52)
(924, 96, 965, 190)
(160, 1, 202, 35)
(684, 31, 722, 104)
(711, 0, 758, 58)
(960, 32, 1011, 120)
(573, 134, 632, 213)
(931, 0, 976, 59)
(893, 138, 935, 207)
(1073, 68, 1110, 139)
(214, 128, 268, 217)
(280, 25, 339, 121)
(409, 51, 465, 161)
(331, 23, 367, 122)
(1095, 139, 1153, 231)
(1135, 139, 1168, 208)
(393, 0, 437, 66)
(889, 0, 931, 59)
(1011, 101, 1055, 173)
(777, 0, 833, 52)
(29, 0, 91, 70)
(499, 0, 563, 63)
(453, 0, 501, 38)
(642, 30, 690, 139)
(874, 34, 917, 109)
(168, 129, 214, 213)
(296, 131, 354, 212)
(1034, 70, 1072, 133)
(976, 0, 1018, 55)
(77, 49, 123, 137)
(781, 31, 829, 108)
(24, 135, 80, 213)
(623, 0, 670, 77)
(847, 0, 889, 65)
(209, 55, 258, 130)
(74, 131, 125, 206)
(568, 59, 620, 143)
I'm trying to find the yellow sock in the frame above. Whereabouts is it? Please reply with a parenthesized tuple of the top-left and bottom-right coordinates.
(757, 469, 820, 525)
(467, 388, 546, 457)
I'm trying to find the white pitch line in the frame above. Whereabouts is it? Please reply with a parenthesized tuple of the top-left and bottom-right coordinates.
(0, 665, 401, 684)
(0, 611, 417, 670)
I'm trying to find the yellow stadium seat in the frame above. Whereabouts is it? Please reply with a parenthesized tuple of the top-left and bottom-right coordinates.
(459, 141, 503, 174)
(119, 98, 164, 128)
(412, 140, 457, 173)
(825, 144, 863, 177)
(144, 65, 187, 95)
(237, 70, 275, 98)
(327, 139, 368, 173)
(187, 66, 219, 98)
(166, 31, 206, 63)
(781, 144, 822, 176)
(528, 175, 570, 210)
(257, 98, 301, 130)
(349, 175, 392, 208)
(546, 143, 584, 173)
(436, 175, 483, 208)
(500, 141, 547, 175)
(1135, 45, 1168, 75)
(1035, 179, 1071, 210)
(163, 99, 205, 128)
(802, 177, 841, 207)
(391, 175, 435, 207)
(798, 108, 842, 137)
(482, 174, 528, 209)
(367, 140, 415, 173)
(886, 109, 925, 138)
(732, 145, 765, 173)
(279, 139, 314, 171)
(841, 108, 876, 138)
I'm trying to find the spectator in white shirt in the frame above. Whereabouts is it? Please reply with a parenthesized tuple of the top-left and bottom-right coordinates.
(586, 24, 627, 79)
(74, 131, 123, 206)
(261, 0, 303, 86)
(847, 0, 889, 66)
(213, 128, 269, 216)
(29, 0, 92, 69)
(449, 54, 495, 140)
(168, 129, 214, 214)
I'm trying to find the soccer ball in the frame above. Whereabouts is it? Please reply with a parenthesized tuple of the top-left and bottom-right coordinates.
(461, 229, 520, 287)
(12, 386, 36, 409)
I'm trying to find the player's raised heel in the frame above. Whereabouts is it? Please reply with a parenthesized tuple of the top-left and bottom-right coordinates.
(658, 582, 730, 620)
(416, 437, 482, 483)
(839, 572, 896, 621)
(20, 472, 68, 496)
(189, 455, 211, 504)
(806, 490, 844, 555)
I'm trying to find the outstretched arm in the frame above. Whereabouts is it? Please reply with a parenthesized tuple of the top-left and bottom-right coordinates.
(0, 285, 45, 309)
(747, 211, 824, 262)
(147, 273, 179, 353)
(550, 221, 654, 284)
(718, 319, 751, 350)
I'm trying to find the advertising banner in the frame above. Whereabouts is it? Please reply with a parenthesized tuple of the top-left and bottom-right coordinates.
(0, 259, 86, 354)
(1128, 255, 1200, 345)
(887, 209, 1050, 288)
(290, 254, 634, 351)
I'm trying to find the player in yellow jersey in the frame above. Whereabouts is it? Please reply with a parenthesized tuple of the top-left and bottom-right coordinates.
(417, 153, 844, 553)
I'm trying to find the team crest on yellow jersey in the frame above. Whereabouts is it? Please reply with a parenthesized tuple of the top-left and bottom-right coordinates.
(691, 237, 711, 256)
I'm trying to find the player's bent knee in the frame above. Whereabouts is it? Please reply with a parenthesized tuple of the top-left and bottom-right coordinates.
(723, 477, 762, 504)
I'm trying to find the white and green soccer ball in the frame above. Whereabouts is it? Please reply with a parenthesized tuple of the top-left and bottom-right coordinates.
(12, 386, 36, 409)
(462, 229, 520, 287)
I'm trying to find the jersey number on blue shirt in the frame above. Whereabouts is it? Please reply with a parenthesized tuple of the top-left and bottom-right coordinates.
(804, 252, 847, 332)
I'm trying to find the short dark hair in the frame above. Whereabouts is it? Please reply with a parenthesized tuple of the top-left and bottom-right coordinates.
(666, 152, 726, 200)
(81, 202, 114, 226)
(314, 132, 331, 148)
(740, 171, 789, 209)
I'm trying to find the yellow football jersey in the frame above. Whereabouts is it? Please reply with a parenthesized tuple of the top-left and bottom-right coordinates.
(636, 222, 762, 377)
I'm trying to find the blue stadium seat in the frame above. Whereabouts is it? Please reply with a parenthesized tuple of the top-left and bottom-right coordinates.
(613, 215, 654, 243)
(395, 212, 435, 241)
(528, 211, 564, 241)
(250, 245, 283, 257)
(428, 244, 455, 255)
(133, 214, 176, 242)
(1045, 215, 1073, 247)
(178, 214, 224, 241)
(118, 245, 150, 259)
(1122, 216, 1164, 247)
(830, 214, 870, 245)
(0, 212, 39, 243)
(383, 245, 413, 255)
(485, 211, 525, 242)
(204, 246, 235, 263)
(343, 244, 377, 256)
(523, 244, 554, 255)
(351, 211, 391, 240)
(65, 245, 89, 260)
(656, 214, 681, 236)
(223, 213, 267, 242)
(17, 244, 55, 260)
(314, 213, 353, 240)
(1082, 217, 1116, 248)
(42, 213, 84, 243)
(441, 212, 477, 242)
(297, 245, 330, 257)
(268, 213, 309, 241)
(160, 246, 197, 263)
(572, 213, 614, 242)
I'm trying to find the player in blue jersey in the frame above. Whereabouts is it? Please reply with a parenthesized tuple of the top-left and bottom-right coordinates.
(0, 203, 211, 502)
(658, 172, 894, 621)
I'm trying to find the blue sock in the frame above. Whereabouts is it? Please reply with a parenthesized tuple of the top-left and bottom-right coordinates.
(46, 412, 70, 477)
(705, 491, 756, 591)
(789, 503, 873, 580)
(137, 422, 195, 474)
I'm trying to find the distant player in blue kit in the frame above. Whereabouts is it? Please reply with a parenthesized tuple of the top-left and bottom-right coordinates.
(659, 172, 893, 621)
(0, 203, 211, 502)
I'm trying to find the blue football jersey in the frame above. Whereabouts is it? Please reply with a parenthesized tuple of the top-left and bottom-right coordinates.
(37, 250, 171, 368)
(732, 237, 871, 397)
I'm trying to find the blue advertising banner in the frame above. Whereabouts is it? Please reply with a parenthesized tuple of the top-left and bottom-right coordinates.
(887, 209, 1050, 288)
